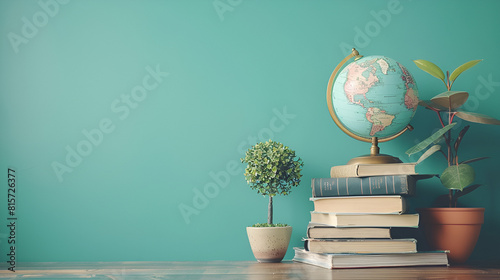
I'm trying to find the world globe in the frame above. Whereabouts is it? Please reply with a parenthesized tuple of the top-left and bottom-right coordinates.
(331, 55, 419, 139)
(326, 49, 419, 164)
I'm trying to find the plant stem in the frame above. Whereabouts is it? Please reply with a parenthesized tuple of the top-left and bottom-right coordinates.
(268, 196, 273, 225)
(453, 190, 458, 207)
(446, 71, 451, 91)
(446, 130, 452, 166)
(433, 109, 450, 162)
(438, 149, 448, 161)
(449, 190, 453, 207)
(447, 107, 454, 166)
(447, 133, 452, 166)
(436, 110, 445, 128)
(450, 112, 457, 123)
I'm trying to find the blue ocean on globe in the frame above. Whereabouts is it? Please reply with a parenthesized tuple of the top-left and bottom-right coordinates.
(331, 55, 419, 139)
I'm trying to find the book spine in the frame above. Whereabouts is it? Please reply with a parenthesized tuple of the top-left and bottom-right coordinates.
(311, 176, 415, 197)
(330, 165, 359, 178)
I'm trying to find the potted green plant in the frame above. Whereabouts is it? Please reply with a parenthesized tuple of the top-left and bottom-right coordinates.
(241, 140, 303, 263)
(406, 59, 500, 263)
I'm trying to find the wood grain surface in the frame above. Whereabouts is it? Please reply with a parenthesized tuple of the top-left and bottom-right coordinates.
(0, 261, 499, 279)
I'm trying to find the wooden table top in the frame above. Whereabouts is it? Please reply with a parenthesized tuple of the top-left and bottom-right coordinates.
(0, 261, 499, 279)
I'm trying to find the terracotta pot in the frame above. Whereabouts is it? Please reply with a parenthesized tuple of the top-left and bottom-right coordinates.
(418, 208, 484, 264)
(246, 226, 292, 263)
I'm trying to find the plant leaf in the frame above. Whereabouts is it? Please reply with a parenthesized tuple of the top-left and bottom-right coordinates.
(454, 125, 470, 153)
(430, 91, 469, 109)
(460, 157, 489, 165)
(455, 111, 500, 125)
(416, 144, 441, 165)
(449, 60, 482, 82)
(433, 184, 482, 206)
(432, 134, 445, 145)
(455, 184, 482, 198)
(413, 59, 445, 82)
(406, 123, 456, 156)
(440, 164, 475, 191)
(419, 99, 449, 111)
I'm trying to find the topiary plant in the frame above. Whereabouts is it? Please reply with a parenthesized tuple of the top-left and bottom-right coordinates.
(241, 140, 303, 227)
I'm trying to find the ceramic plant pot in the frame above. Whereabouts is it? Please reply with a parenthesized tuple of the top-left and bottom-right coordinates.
(246, 226, 292, 263)
(418, 208, 484, 264)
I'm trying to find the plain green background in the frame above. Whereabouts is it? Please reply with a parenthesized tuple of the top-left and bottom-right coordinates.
(1, 0, 499, 262)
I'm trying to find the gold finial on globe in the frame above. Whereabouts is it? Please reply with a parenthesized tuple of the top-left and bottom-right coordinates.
(326, 49, 419, 165)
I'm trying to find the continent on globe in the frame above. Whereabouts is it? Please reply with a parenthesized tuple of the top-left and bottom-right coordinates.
(404, 88, 418, 110)
(343, 58, 379, 107)
(398, 62, 419, 110)
(366, 107, 395, 136)
(377, 59, 389, 75)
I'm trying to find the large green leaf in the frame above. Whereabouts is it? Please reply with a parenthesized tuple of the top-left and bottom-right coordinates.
(449, 60, 482, 82)
(406, 123, 456, 156)
(440, 164, 475, 190)
(460, 157, 489, 165)
(430, 91, 469, 109)
(455, 111, 500, 125)
(413, 59, 446, 82)
(416, 144, 441, 165)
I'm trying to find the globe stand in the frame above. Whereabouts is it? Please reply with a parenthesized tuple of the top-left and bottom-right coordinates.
(346, 137, 403, 165)
(326, 48, 415, 165)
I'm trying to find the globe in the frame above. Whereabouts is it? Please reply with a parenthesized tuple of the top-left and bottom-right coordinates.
(330, 55, 419, 139)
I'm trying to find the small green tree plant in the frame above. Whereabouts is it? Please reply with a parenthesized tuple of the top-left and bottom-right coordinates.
(241, 140, 303, 227)
(406, 59, 500, 207)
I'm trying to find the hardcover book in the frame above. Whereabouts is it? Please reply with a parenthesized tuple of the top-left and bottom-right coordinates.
(311, 175, 434, 197)
(304, 238, 417, 254)
(330, 163, 417, 178)
(310, 195, 407, 214)
(292, 248, 449, 269)
(310, 212, 419, 228)
(306, 223, 418, 239)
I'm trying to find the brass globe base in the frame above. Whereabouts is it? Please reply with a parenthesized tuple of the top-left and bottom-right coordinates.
(346, 137, 402, 165)
(347, 154, 403, 165)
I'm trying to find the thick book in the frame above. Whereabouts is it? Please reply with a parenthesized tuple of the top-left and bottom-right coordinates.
(310, 195, 407, 214)
(292, 247, 449, 269)
(310, 212, 419, 228)
(311, 174, 434, 197)
(304, 238, 417, 254)
(330, 163, 417, 178)
(306, 223, 418, 239)
(307, 224, 391, 239)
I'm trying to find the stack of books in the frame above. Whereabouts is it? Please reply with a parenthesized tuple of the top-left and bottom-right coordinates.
(293, 162, 449, 269)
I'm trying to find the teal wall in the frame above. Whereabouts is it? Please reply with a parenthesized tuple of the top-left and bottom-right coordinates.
(1, 0, 499, 262)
